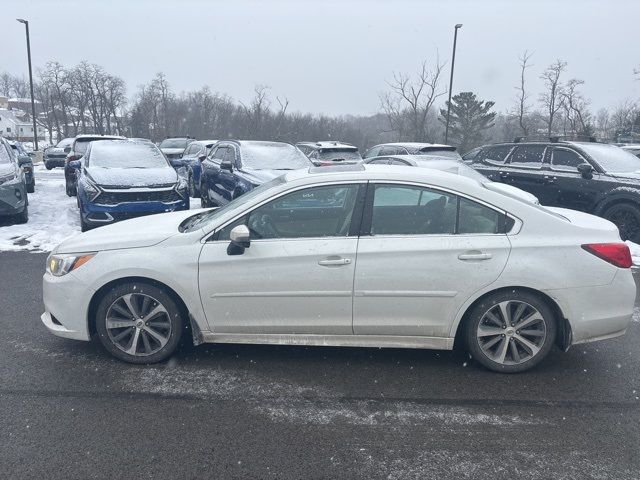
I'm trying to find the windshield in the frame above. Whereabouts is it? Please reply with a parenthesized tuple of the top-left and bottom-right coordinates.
(316, 148, 362, 161)
(75, 138, 118, 155)
(180, 176, 287, 232)
(241, 142, 310, 170)
(578, 143, 640, 173)
(87, 141, 170, 168)
(416, 149, 462, 160)
(160, 138, 188, 149)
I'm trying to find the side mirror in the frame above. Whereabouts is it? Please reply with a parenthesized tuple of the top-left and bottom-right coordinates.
(169, 158, 182, 168)
(64, 146, 71, 154)
(577, 163, 593, 179)
(198, 154, 207, 162)
(68, 160, 81, 170)
(227, 224, 250, 255)
(220, 159, 233, 172)
(18, 155, 31, 166)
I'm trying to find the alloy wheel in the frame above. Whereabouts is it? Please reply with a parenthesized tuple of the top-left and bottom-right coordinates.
(606, 204, 640, 241)
(105, 293, 172, 357)
(476, 300, 547, 365)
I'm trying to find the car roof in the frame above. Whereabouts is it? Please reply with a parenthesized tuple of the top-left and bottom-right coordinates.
(193, 140, 218, 146)
(365, 154, 462, 164)
(372, 142, 454, 149)
(296, 141, 358, 150)
(75, 134, 125, 141)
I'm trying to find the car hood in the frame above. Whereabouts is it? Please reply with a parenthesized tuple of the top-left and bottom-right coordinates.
(484, 182, 539, 204)
(240, 168, 289, 185)
(55, 209, 205, 254)
(86, 166, 178, 188)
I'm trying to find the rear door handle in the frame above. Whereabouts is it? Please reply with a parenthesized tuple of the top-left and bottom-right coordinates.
(458, 252, 493, 261)
(318, 258, 352, 266)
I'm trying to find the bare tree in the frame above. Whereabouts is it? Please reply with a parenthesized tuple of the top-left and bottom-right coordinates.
(514, 50, 533, 136)
(380, 58, 446, 142)
(595, 108, 611, 141)
(560, 78, 592, 136)
(539, 59, 567, 136)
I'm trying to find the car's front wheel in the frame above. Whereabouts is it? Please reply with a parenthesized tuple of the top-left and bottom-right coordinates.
(95, 282, 184, 364)
(26, 180, 35, 193)
(465, 290, 556, 373)
(14, 203, 28, 224)
(603, 202, 640, 243)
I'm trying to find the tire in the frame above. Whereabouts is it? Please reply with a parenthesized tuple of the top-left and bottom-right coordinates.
(14, 203, 28, 224)
(95, 282, 184, 364)
(66, 180, 73, 197)
(26, 181, 35, 193)
(200, 185, 209, 208)
(188, 172, 200, 198)
(46, 164, 53, 170)
(602, 202, 640, 243)
(464, 290, 557, 373)
(80, 216, 90, 232)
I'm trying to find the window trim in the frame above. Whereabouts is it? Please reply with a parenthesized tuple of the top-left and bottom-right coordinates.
(206, 180, 369, 243)
(360, 180, 514, 238)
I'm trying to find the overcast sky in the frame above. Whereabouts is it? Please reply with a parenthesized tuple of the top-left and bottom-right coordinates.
(3, 0, 639, 117)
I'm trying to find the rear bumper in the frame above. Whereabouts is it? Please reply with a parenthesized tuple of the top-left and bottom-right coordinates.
(545, 269, 636, 346)
(44, 158, 66, 168)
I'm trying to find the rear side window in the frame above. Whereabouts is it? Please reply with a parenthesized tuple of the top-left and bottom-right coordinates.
(509, 145, 546, 168)
(551, 148, 585, 171)
(369, 184, 507, 236)
(480, 146, 512, 165)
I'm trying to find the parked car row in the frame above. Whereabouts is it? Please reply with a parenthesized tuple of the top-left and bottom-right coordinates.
(0, 137, 30, 224)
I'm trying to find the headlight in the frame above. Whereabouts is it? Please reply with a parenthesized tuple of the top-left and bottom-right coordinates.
(46, 253, 96, 277)
(82, 177, 101, 202)
(175, 176, 188, 198)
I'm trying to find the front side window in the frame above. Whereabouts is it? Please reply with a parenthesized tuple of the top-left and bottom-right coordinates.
(0, 143, 11, 164)
(211, 146, 227, 161)
(370, 184, 505, 236)
(551, 148, 585, 171)
(365, 146, 381, 158)
(508, 145, 546, 168)
(218, 184, 360, 240)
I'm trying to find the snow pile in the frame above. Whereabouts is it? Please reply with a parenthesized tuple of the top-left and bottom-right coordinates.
(0, 165, 202, 252)
(0, 167, 80, 252)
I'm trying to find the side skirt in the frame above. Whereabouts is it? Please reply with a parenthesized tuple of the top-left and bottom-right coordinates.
(200, 333, 454, 351)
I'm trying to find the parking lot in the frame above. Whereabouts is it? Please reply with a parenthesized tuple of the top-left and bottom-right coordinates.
(1, 249, 639, 479)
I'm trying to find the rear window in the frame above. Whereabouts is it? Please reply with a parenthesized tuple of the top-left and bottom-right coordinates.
(316, 148, 361, 161)
(160, 138, 189, 149)
(241, 142, 310, 170)
(416, 149, 462, 160)
(479, 146, 512, 165)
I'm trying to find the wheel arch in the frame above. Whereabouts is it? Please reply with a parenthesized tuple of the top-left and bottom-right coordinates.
(87, 276, 192, 339)
(452, 286, 571, 351)
(593, 189, 640, 216)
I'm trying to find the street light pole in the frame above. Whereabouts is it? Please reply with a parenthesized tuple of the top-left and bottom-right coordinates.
(17, 18, 38, 151)
(444, 23, 463, 145)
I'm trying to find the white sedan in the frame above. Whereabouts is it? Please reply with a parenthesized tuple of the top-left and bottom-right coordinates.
(42, 165, 636, 373)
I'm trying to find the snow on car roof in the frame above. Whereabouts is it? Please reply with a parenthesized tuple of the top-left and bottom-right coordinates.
(298, 141, 358, 150)
(375, 142, 454, 149)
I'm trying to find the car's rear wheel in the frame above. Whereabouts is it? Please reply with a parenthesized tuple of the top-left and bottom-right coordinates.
(95, 282, 184, 364)
(465, 290, 556, 373)
(26, 180, 35, 193)
(46, 164, 53, 170)
(603, 202, 640, 242)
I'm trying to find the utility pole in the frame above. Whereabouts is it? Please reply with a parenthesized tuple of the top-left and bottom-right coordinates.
(17, 18, 38, 150)
(445, 23, 463, 144)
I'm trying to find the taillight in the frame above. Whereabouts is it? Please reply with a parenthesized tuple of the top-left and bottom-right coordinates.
(581, 243, 632, 268)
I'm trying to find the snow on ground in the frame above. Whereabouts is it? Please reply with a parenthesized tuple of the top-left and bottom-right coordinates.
(0, 164, 201, 253)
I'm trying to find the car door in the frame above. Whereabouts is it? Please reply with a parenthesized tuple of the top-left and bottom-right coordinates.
(500, 145, 549, 199)
(201, 145, 228, 206)
(198, 182, 365, 334)
(353, 182, 511, 337)
(544, 147, 601, 212)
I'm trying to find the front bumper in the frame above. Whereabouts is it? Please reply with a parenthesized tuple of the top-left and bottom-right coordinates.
(0, 180, 27, 216)
(42, 271, 94, 341)
(80, 198, 189, 227)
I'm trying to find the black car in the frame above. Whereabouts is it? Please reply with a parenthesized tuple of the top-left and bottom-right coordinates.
(465, 139, 640, 242)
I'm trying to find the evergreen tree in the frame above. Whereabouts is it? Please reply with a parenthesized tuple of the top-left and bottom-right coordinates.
(440, 92, 496, 153)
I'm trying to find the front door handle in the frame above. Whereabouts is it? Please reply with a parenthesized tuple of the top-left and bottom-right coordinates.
(458, 252, 493, 261)
(318, 257, 352, 266)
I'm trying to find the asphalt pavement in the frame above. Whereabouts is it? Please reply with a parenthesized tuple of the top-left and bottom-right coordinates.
(1, 251, 639, 479)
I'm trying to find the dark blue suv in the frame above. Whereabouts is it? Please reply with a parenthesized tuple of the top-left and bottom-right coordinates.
(199, 140, 311, 207)
(168, 139, 217, 198)
(75, 140, 189, 231)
